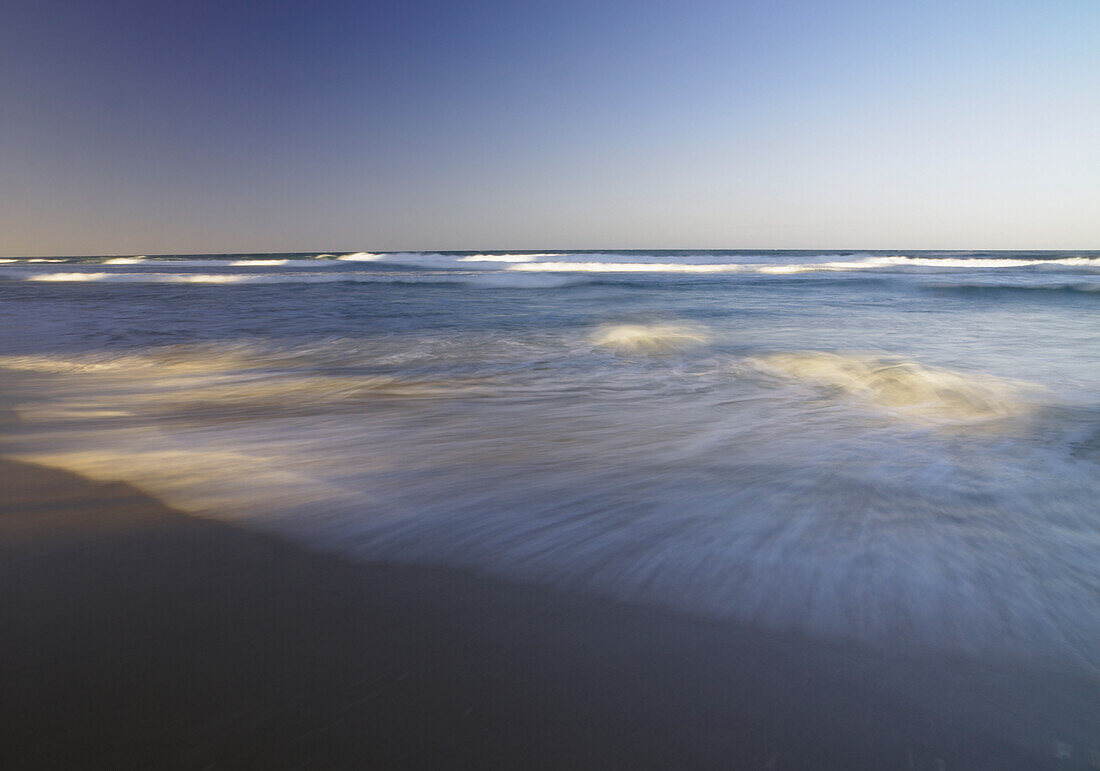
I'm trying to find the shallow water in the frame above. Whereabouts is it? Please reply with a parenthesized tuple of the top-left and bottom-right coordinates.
(2, 250, 1098, 674)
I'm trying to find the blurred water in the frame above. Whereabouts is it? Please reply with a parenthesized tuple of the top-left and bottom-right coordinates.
(1, 250, 1098, 673)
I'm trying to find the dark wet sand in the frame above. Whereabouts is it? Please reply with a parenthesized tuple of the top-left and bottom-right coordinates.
(1, 458, 1096, 769)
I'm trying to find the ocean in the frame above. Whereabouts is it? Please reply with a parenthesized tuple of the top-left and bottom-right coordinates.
(2, 250, 1098, 675)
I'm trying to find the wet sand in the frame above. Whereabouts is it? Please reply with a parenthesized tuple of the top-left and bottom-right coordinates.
(1, 458, 1095, 769)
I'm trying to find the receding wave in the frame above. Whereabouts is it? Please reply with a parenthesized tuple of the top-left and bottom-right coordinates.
(590, 323, 709, 353)
(749, 352, 1032, 422)
(0, 345, 493, 419)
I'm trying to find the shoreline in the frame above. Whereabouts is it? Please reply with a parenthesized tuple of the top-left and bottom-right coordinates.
(1, 457, 1095, 769)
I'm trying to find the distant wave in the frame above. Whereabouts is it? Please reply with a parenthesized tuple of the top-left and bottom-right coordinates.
(336, 252, 568, 268)
(879, 255, 1100, 268)
(510, 254, 1100, 275)
(102, 256, 147, 264)
(457, 253, 565, 262)
(514, 261, 746, 273)
(120, 258, 329, 268)
(7, 252, 1099, 281)
(24, 272, 255, 284)
(759, 255, 1100, 273)
(0, 258, 66, 263)
(8, 270, 607, 289)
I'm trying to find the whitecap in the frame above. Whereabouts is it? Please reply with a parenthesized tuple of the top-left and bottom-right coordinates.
(457, 253, 564, 263)
(513, 261, 745, 273)
(27, 272, 109, 282)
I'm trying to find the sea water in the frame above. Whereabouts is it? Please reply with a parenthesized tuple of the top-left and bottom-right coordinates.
(2, 250, 1098, 674)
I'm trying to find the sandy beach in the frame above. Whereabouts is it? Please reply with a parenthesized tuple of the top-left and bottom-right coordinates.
(2, 457, 1096, 769)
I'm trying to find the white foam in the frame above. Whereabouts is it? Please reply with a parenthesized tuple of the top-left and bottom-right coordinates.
(457, 253, 564, 263)
(876, 255, 1100, 268)
(25, 272, 250, 283)
(10, 252, 1098, 286)
(761, 255, 1100, 274)
(590, 323, 709, 353)
(505, 254, 1100, 275)
(12, 271, 587, 288)
(338, 252, 570, 269)
(513, 261, 745, 273)
(751, 351, 1032, 422)
(28, 272, 108, 282)
(342, 252, 480, 269)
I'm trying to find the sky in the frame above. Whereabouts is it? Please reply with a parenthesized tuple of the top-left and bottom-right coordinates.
(1, 0, 1098, 255)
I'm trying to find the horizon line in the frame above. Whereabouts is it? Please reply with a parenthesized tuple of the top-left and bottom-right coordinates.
(4, 247, 1099, 259)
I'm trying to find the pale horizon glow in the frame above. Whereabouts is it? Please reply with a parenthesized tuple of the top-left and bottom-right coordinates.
(2, 0, 1098, 256)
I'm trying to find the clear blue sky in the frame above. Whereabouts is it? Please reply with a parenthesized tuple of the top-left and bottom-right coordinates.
(2, 0, 1097, 255)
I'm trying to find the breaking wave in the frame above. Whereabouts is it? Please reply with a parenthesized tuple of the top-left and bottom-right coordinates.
(102, 256, 147, 264)
(515, 261, 746, 273)
(491, 254, 1100, 275)
(6, 270, 604, 289)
